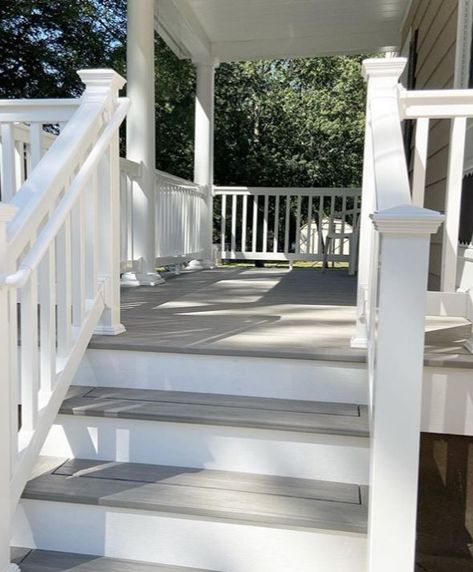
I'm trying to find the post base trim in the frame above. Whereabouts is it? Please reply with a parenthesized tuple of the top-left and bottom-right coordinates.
(93, 323, 126, 336)
(120, 272, 165, 287)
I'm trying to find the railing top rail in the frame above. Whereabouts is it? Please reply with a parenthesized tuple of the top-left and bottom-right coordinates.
(156, 169, 202, 190)
(0, 98, 80, 123)
(400, 87, 473, 119)
(214, 186, 361, 196)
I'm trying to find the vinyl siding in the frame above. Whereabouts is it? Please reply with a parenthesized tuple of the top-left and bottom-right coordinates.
(402, 0, 459, 288)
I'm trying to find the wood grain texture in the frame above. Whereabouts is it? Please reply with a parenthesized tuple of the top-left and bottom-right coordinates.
(59, 387, 370, 437)
(22, 458, 368, 534)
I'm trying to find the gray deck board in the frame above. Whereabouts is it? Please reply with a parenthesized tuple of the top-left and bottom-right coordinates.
(12, 548, 216, 571)
(53, 458, 361, 504)
(60, 387, 369, 437)
(22, 458, 368, 534)
(83, 387, 360, 417)
(88, 268, 473, 367)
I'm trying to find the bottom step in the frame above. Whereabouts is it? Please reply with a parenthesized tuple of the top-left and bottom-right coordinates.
(12, 547, 216, 571)
(13, 457, 368, 572)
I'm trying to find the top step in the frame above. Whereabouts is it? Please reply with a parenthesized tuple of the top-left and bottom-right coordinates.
(60, 386, 369, 438)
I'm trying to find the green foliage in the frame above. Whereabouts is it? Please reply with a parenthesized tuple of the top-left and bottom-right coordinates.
(0, 1, 367, 187)
(0, 0, 126, 98)
(214, 58, 366, 187)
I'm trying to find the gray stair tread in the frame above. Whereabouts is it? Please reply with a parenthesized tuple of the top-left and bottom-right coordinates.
(53, 458, 360, 504)
(12, 547, 216, 571)
(23, 458, 368, 534)
(60, 386, 369, 437)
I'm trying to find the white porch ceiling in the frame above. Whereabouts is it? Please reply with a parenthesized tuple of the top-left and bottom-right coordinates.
(155, 0, 410, 62)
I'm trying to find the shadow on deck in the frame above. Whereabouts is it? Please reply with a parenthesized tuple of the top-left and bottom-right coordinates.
(91, 267, 472, 366)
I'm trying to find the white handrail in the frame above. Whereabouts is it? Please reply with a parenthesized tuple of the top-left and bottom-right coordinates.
(0, 69, 128, 572)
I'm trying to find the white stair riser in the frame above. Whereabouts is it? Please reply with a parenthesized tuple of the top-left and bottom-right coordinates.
(75, 349, 369, 404)
(13, 500, 368, 572)
(42, 415, 370, 484)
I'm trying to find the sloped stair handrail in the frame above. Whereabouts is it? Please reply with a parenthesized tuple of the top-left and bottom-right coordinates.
(0, 70, 129, 572)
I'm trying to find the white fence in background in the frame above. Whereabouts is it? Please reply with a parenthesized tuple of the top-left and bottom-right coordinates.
(214, 186, 361, 272)
(355, 57, 473, 572)
(120, 160, 209, 271)
(0, 71, 129, 572)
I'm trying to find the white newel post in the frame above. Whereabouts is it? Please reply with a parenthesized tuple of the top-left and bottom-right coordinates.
(123, 0, 164, 286)
(189, 59, 219, 270)
(76, 70, 127, 335)
(351, 59, 407, 348)
(0, 204, 20, 572)
(368, 206, 443, 572)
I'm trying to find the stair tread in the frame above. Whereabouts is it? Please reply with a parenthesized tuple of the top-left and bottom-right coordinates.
(23, 458, 368, 534)
(60, 386, 369, 437)
(12, 547, 217, 571)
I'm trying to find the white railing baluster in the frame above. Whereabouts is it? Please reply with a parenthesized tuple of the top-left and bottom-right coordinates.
(1, 124, 16, 200)
(30, 123, 43, 169)
(441, 116, 467, 292)
(274, 194, 280, 253)
(39, 243, 56, 394)
(14, 140, 25, 188)
(318, 195, 324, 256)
(307, 195, 313, 253)
(252, 195, 258, 252)
(284, 195, 290, 254)
(221, 194, 227, 254)
(231, 193, 237, 255)
(72, 195, 86, 326)
(412, 117, 429, 207)
(56, 214, 72, 358)
(295, 195, 301, 254)
(20, 269, 39, 433)
(263, 194, 269, 252)
(242, 194, 247, 252)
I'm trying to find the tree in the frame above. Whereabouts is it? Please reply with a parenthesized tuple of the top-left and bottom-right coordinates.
(0, 1, 367, 189)
(0, 0, 126, 98)
(214, 57, 366, 188)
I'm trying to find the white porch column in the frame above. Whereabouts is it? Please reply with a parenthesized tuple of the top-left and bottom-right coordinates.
(123, 0, 164, 286)
(189, 59, 219, 270)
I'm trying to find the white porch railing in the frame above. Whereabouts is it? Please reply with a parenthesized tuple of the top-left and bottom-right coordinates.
(0, 70, 129, 572)
(0, 103, 77, 201)
(120, 160, 209, 273)
(356, 57, 473, 572)
(214, 186, 361, 272)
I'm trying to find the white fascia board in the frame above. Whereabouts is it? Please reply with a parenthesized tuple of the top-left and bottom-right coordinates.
(211, 31, 401, 63)
(155, 0, 211, 61)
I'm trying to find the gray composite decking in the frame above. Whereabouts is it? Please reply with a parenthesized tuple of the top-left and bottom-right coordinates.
(60, 386, 369, 437)
(11, 547, 217, 572)
(22, 458, 368, 534)
(89, 267, 473, 367)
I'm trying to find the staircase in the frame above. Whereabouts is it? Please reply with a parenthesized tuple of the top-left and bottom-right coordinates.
(12, 349, 370, 572)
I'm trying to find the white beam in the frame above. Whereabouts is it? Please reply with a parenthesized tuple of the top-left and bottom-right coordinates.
(126, 0, 163, 285)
